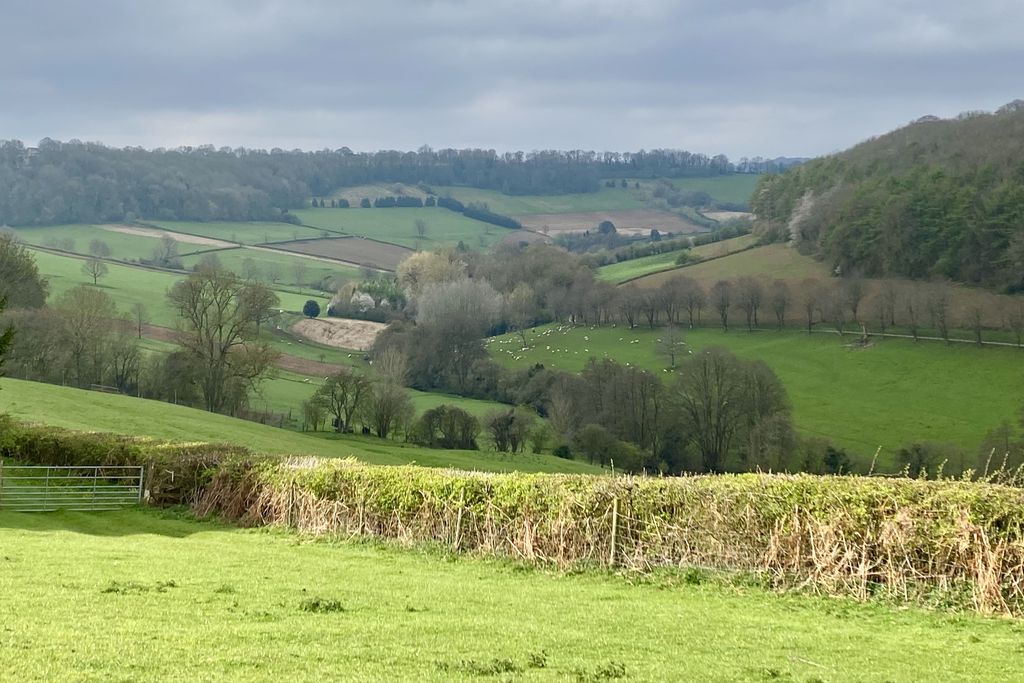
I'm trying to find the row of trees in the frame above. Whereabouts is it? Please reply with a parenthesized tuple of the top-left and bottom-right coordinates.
(0, 139, 750, 226)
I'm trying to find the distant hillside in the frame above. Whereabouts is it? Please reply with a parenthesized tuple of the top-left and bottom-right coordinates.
(751, 101, 1024, 290)
(0, 140, 752, 227)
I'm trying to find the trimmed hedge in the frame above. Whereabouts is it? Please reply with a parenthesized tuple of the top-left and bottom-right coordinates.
(200, 459, 1024, 615)
(7, 417, 1024, 615)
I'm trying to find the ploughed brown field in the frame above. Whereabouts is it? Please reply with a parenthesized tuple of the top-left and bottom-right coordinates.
(514, 209, 705, 235)
(272, 237, 412, 271)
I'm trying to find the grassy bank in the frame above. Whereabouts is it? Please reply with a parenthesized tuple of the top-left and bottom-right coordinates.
(0, 379, 600, 474)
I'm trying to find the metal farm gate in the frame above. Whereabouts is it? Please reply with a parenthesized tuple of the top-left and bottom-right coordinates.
(0, 461, 144, 512)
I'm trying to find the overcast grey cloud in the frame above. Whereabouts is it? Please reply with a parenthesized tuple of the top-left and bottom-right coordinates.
(0, 0, 1021, 158)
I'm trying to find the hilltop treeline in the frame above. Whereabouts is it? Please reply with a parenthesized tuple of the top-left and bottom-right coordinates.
(752, 102, 1024, 291)
(0, 139, 760, 227)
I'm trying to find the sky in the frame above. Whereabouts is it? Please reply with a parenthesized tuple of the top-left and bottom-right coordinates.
(1, 0, 1021, 160)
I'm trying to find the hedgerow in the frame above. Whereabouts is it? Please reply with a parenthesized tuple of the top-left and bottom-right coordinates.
(6, 418, 1024, 615)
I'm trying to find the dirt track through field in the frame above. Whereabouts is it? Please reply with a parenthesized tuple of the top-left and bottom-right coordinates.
(291, 317, 386, 351)
(101, 224, 236, 248)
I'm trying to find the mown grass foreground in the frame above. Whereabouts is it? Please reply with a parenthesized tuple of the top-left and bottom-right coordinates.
(1, 508, 1022, 682)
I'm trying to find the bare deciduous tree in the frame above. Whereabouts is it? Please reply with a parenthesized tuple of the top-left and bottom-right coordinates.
(656, 326, 686, 368)
(88, 239, 111, 258)
(168, 266, 280, 413)
(768, 280, 791, 330)
(926, 280, 953, 343)
(130, 302, 148, 339)
(842, 277, 866, 323)
(904, 283, 922, 341)
(736, 276, 763, 331)
(799, 279, 821, 333)
(81, 256, 108, 285)
(315, 368, 372, 432)
(709, 280, 733, 331)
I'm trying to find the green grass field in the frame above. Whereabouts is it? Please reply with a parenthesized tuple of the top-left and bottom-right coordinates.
(148, 221, 327, 245)
(489, 325, 1024, 465)
(293, 207, 505, 250)
(0, 379, 596, 474)
(28, 248, 329, 327)
(178, 247, 359, 289)
(631, 243, 827, 288)
(595, 234, 759, 284)
(1, 508, 1019, 682)
(6, 224, 169, 262)
(596, 250, 689, 283)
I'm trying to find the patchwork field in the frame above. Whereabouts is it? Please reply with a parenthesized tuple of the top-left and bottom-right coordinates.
(294, 207, 506, 250)
(0, 379, 599, 474)
(433, 184, 649, 215)
(273, 237, 412, 271)
(178, 247, 359, 289)
(2, 509, 1019, 682)
(148, 221, 328, 245)
(515, 209, 703, 235)
(27, 248, 329, 327)
(489, 325, 1024, 465)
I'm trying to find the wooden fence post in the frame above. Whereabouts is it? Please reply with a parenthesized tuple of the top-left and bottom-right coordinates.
(287, 479, 296, 528)
(454, 488, 466, 550)
(609, 495, 619, 567)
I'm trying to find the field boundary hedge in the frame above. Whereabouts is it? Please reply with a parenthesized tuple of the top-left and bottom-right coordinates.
(5, 419, 1024, 616)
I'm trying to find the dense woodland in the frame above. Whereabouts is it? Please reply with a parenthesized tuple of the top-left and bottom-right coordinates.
(0, 140, 788, 226)
(752, 101, 1024, 291)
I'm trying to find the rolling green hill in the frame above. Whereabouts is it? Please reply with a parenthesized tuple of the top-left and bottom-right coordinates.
(489, 324, 1024, 466)
(0, 378, 600, 474)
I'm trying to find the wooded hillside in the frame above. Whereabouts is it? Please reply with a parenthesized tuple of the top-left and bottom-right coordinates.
(751, 101, 1024, 290)
(0, 140, 764, 226)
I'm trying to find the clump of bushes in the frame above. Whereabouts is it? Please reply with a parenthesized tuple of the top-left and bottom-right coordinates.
(410, 405, 480, 450)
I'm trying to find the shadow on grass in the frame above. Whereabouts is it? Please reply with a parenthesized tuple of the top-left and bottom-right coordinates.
(0, 506, 219, 538)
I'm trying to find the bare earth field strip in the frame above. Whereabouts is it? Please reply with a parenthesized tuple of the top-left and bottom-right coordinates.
(513, 210, 706, 235)
(272, 238, 412, 271)
(100, 224, 236, 248)
(291, 318, 386, 351)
